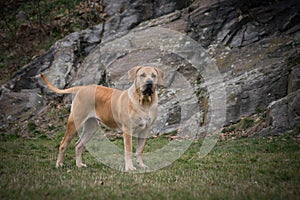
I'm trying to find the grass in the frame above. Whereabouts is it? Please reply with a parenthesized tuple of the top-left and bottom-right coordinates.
(0, 133, 299, 199)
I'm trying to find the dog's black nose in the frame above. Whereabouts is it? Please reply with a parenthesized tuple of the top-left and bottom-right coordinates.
(145, 79, 153, 87)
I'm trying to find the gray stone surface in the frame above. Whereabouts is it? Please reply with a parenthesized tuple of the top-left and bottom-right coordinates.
(265, 89, 300, 134)
(0, 0, 299, 136)
(288, 65, 300, 94)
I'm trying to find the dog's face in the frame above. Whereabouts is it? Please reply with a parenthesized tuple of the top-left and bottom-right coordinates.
(128, 66, 164, 97)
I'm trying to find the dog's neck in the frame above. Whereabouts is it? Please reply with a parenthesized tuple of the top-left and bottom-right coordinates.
(139, 94, 152, 106)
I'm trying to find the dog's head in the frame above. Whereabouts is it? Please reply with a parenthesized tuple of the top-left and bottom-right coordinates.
(128, 66, 164, 97)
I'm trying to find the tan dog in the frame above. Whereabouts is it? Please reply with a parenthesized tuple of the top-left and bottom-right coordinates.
(41, 66, 164, 171)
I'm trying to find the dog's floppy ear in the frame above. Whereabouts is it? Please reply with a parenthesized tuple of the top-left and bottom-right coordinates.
(155, 67, 164, 86)
(128, 66, 142, 82)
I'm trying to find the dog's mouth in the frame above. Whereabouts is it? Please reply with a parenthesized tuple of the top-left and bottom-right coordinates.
(142, 84, 154, 96)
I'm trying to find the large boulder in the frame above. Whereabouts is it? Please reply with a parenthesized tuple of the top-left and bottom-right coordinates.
(264, 89, 300, 135)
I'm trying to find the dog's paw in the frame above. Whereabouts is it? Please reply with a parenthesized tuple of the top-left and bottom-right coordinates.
(76, 163, 87, 168)
(138, 163, 149, 169)
(125, 165, 137, 171)
(56, 162, 64, 168)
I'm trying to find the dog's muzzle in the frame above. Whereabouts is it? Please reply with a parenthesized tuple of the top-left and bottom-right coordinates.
(142, 80, 154, 96)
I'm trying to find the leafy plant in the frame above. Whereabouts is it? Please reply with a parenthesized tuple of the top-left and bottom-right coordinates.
(237, 117, 255, 130)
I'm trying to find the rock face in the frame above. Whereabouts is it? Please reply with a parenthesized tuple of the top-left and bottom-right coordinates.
(265, 89, 300, 135)
(0, 0, 299, 136)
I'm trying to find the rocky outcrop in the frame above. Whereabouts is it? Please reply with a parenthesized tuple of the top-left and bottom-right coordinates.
(188, 0, 300, 48)
(0, 24, 105, 131)
(288, 65, 300, 94)
(102, 0, 191, 41)
(0, 0, 299, 136)
(264, 89, 300, 135)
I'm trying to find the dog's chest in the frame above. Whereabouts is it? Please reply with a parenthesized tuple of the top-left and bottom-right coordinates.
(137, 116, 152, 129)
(129, 101, 158, 131)
(130, 110, 154, 130)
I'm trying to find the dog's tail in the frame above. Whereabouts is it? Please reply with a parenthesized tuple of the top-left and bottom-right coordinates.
(40, 74, 82, 94)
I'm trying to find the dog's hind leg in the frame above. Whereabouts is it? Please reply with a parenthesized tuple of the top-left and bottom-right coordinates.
(56, 111, 88, 168)
(75, 118, 98, 167)
(56, 113, 79, 168)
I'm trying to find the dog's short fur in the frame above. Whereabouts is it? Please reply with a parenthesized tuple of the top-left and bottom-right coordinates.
(41, 66, 164, 170)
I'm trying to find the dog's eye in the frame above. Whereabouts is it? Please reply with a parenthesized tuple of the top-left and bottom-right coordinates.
(140, 73, 146, 77)
(151, 73, 156, 78)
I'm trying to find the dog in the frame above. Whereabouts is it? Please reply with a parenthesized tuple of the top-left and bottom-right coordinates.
(41, 66, 164, 171)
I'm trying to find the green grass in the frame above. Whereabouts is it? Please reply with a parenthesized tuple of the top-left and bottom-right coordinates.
(0, 133, 299, 199)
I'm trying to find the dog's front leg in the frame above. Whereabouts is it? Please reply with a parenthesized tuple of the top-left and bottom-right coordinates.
(123, 132, 136, 171)
(136, 130, 149, 169)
